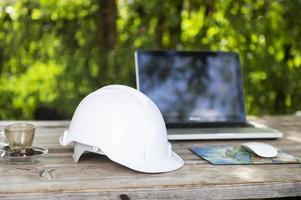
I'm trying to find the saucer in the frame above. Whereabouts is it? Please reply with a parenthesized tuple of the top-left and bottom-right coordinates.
(0, 145, 48, 163)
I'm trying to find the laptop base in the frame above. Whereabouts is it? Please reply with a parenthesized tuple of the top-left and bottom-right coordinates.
(167, 121, 283, 140)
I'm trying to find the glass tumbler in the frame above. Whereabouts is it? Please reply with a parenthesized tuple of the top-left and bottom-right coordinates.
(4, 123, 35, 154)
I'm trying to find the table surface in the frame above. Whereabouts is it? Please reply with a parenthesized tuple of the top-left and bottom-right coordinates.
(0, 116, 301, 200)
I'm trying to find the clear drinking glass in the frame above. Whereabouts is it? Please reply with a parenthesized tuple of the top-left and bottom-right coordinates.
(4, 123, 35, 154)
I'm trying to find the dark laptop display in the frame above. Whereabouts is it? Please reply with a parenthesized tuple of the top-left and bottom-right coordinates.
(135, 50, 247, 127)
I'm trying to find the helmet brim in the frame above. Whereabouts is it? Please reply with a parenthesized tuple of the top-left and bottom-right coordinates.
(107, 150, 184, 173)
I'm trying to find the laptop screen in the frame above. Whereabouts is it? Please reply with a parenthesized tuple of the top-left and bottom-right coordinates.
(135, 50, 246, 126)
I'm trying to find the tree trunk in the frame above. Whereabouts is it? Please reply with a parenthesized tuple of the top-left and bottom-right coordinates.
(96, 0, 117, 51)
(169, 0, 183, 48)
(155, 0, 165, 48)
(94, 0, 118, 86)
(0, 45, 3, 73)
(273, 44, 291, 113)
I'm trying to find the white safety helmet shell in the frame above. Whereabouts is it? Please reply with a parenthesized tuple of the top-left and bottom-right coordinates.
(59, 85, 184, 173)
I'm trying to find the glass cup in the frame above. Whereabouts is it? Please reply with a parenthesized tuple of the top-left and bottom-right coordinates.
(4, 123, 35, 154)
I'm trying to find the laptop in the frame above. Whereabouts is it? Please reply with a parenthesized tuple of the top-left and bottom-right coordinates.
(135, 50, 283, 140)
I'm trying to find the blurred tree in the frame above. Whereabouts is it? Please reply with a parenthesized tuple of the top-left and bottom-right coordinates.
(0, 0, 300, 119)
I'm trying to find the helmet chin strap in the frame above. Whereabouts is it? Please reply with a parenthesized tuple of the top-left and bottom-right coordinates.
(73, 142, 105, 162)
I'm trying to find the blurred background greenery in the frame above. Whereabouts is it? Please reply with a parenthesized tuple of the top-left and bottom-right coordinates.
(0, 0, 301, 120)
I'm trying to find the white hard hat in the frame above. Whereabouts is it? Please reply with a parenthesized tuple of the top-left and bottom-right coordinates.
(59, 85, 184, 173)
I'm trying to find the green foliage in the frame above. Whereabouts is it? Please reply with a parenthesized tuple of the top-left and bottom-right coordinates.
(0, 0, 300, 119)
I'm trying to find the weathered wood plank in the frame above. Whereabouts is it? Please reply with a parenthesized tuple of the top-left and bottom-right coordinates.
(1, 161, 301, 186)
(0, 182, 300, 200)
(0, 121, 69, 128)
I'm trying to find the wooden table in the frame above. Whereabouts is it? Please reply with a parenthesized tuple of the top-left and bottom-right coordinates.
(0, 116, 301, 199)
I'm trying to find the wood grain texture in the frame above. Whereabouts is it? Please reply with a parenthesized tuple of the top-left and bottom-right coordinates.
(0, 116, 301, 199)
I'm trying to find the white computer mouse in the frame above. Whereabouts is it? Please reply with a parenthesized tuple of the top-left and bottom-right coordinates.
(241, 142, 278, 158)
